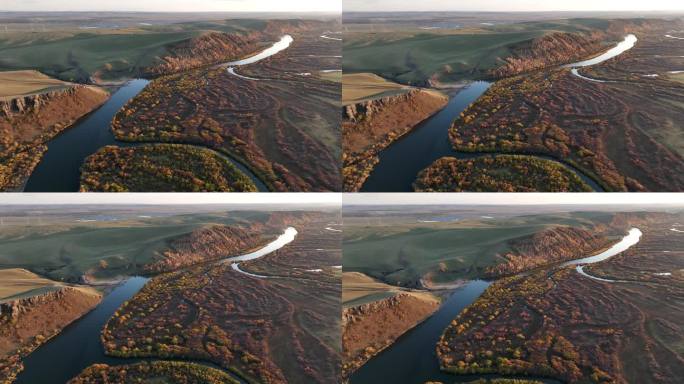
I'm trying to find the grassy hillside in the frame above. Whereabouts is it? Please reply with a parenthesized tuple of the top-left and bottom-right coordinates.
(0, 19, 264, 82)
(342, 212, 616, 286)
(342, 19, 608, 84)
(0, 211, 272, 282)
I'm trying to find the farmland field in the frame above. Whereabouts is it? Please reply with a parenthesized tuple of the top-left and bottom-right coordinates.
(0, 71, 71, 100)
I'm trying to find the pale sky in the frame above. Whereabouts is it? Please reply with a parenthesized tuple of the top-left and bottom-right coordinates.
(0, 0, 341, 13)
(344, 0, 684, 12)
(344, 193, 684, 206)
(0, 193, 341, 206)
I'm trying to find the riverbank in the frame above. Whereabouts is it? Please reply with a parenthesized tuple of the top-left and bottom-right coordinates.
(0, 82, 110, 192)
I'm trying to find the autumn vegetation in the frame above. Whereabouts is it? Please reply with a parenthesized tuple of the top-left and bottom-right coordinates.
(0, 286, 101, 383)
(484, 226, 615, 277)
(437, 217, 684, 383)
(68, 361, 240, 384)
(450, 23, 684, 191)
(0, 84, 108, 191)
(413, 155, 593, 192)
(111, 27, 341, 192)
(342, 287, 440, 379)
(144, 223, 267, 273)
(342, 89, 448, 191)
(101, 216, 341, 384)
(79, 144, 257, 192)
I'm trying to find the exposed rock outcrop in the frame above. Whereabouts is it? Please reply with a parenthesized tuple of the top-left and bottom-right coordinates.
(490, 32, 605, 78)
(342, 89, 449, 191)
(0, 286, 101, 383)
(485, 226, 615, 277)
(143, 19, 334, 76)
(0, 84, 109, 191)
(342, 292, 439, 378)
(145, 224, 267, 273)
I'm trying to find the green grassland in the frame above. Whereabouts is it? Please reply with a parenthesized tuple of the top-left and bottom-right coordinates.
(342, 211, 616, 286)
(0, 19, 263, 82)
(0, 210, 273, 282)
(342, 19, 608, 84)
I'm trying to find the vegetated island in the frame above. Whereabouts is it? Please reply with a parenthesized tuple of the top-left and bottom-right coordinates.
(437, 217, 683, 383)
(109, 21, 342, 192)
(99, 216, 341, 384)
(68, 361, 240, 384)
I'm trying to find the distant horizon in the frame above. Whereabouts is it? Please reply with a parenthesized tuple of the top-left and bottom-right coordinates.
(0, 10, 340, 14)
(0, 0, 340, 13)
(343, 193, 684, 206)
(344, 0, 684, 13)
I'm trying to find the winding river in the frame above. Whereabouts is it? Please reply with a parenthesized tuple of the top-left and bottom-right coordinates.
(566, 34, 638, 82)
(360, 82, 603, 192)
(350, 228, 642, 384)
(14, 226, 296, 383)
(24, 35, 296, 193)
(361, 34, 641, 192)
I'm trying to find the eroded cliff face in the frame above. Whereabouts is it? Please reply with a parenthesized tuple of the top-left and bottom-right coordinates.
(0, 85, 109, 191)
(145, 224, 267, 273)
(490, 32, 605, 78)
(485, 226, 615, 277)
(490, 18, 683, 79)
(143, 32, 264, 76)
(0, 287, 101, 383)
(342, 293, 440, 379)
(143, 19, 334, 76)
(342, 89, 449, 191)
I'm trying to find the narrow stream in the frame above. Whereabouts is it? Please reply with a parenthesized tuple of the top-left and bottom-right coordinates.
(24, 36, 298, 193)
(350, 228, 641, 383)
(360, 82, 602, 192)
(14, 226, 296, 383)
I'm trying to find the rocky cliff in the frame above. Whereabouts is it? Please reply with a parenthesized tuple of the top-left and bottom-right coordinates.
(342, 89, 449, 191)
(490, 32, 605, 78)
(342, 292, 439, 378)
(143, 19, 333, 76)
(145, 224, 267, 273)
(0, 85, 109, 191)
(0, 286, 101, 383)
(485, 226, 614, 277)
